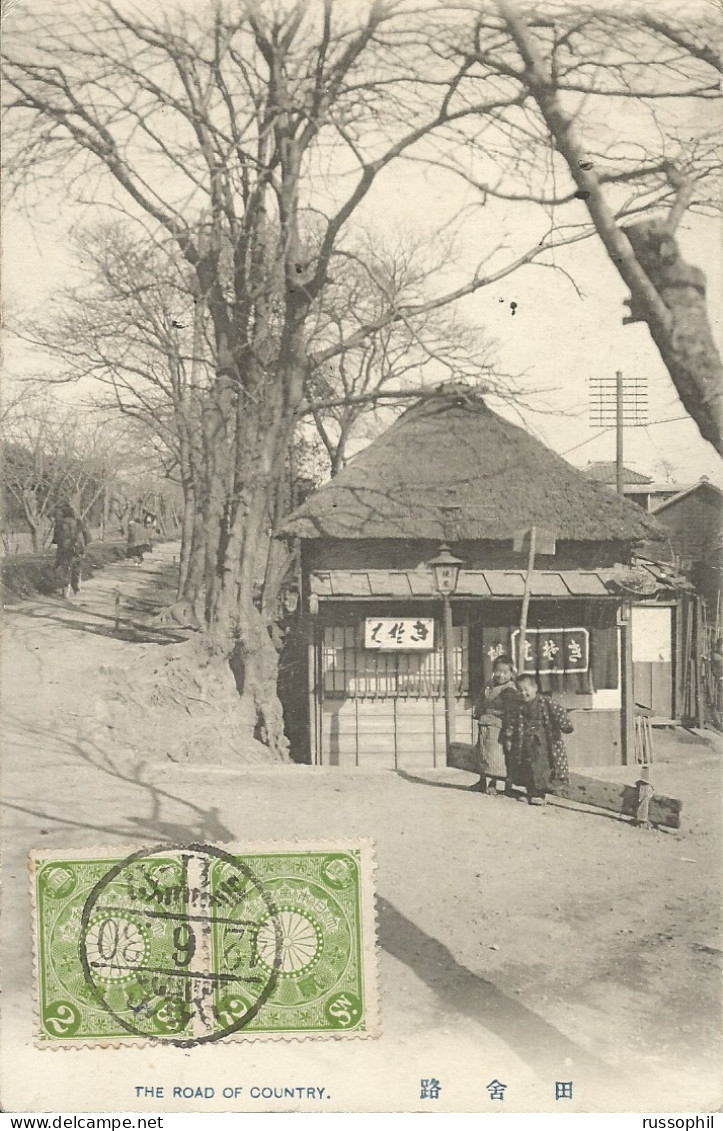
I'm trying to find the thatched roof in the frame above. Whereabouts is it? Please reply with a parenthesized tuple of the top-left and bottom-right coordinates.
(281, 392, 665, 544)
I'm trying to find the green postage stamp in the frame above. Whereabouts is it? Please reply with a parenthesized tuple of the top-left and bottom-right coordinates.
(30, 841, 378, 1047)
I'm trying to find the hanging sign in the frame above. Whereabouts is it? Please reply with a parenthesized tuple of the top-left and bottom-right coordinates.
(510, 627, 589, 673)
(364, 617, 435, 651)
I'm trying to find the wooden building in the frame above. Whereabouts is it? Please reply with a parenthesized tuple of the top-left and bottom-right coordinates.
(279, 392, 670, 770)
(582, 462, 683, 513)
(649, 479, 723, 616)
(582, 464, 716, 720)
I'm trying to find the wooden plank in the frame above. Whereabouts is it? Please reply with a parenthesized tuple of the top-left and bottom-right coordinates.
(633, 661, 653, 711)
(308, 630, 318, 766)
(565, 709, 621, 768)
(552, 772, 682, 830)
(447, 747, 682, 829)
(673, 598, 684, 721)
(621, 608, 635, 766)
(355, 699, 397, 716)
(651, 662, 672, 718)
(695, 597, 705, 727)
(357, 736, 397, 755)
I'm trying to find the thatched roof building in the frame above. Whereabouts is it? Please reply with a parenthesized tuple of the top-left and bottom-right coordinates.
(282, 392, 664, 545)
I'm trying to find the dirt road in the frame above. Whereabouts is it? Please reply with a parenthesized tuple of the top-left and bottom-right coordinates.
(2, 543, 721, 1112)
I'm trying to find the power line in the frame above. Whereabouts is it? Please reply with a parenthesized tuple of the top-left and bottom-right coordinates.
(561, 414, 690, 456)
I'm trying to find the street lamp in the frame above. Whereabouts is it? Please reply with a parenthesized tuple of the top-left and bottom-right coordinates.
(427, 544, 464, 760)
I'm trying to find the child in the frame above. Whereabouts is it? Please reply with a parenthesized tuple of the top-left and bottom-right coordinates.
(501, 673, 573, 805)
(471, 654, 520, 794)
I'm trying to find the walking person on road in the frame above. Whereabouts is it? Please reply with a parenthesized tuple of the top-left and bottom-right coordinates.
(143, 511, 157, 550)
(126, 515, 152, 565)
(52, 503, 91, 597)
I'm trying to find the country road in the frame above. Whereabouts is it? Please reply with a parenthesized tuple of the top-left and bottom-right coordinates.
(2, 543, 721, 1113)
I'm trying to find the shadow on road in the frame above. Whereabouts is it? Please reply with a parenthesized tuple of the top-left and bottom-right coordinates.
(377, 895, 608, 1083)
(5, 713, 234, 844)
(8, 555, 190, 645)
(11, 604, 188, 645)
(395, 768, 639, 827)
(395, 768, 473, 793)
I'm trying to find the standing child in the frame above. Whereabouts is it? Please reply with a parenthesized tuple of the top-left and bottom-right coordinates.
(471, 654, 520, 794)
(501, 673, 573, 805)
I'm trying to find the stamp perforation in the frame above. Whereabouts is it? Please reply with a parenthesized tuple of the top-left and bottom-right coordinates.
(30, 839, 379, 1049)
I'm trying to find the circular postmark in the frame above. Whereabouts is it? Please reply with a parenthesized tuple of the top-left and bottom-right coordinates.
(79, 843, 282, 1046)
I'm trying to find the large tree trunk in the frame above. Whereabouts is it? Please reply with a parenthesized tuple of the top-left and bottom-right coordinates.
(230, 595, 289, 759)
(21, 487, 42, 552)
(182, 506, 206, 616)
(177, 486, 196, 600)
(100, 482, 109, 542)
(211, 481, 290, 761)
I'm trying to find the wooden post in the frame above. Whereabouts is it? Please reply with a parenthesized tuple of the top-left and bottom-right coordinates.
(114, 590, 121, 633)
(683, 597, 694, 719)
(616, 369, 624, 496)
(621, 602, 635, 766)
(307, 621, 319, 766)
(695, 596, 705, 727)
(518, 524, 536, 672)
(635, 764, 654, 826)
(442, 592, 456, 757)
(673, 598, 683, 722)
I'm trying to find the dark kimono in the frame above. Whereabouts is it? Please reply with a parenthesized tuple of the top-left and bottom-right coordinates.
(501, 694, 572, 795)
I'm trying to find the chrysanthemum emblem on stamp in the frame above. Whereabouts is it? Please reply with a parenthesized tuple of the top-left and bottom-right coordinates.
(31, 841, 377, 1047)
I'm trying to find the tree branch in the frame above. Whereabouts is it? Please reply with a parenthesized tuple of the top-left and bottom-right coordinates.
(497, 0, 723, 455)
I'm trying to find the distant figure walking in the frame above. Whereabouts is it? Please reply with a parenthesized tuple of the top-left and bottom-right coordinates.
(52, 503, 91, 597)
(143, 511, 157, 549)
(501, 673, 573, 806)
(126, 516, 152, 565)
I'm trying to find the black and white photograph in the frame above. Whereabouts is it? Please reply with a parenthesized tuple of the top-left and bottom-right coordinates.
(1, 0, 721, 1117)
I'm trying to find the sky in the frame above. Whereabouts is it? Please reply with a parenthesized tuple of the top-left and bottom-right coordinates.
(3, 0, 722, 489)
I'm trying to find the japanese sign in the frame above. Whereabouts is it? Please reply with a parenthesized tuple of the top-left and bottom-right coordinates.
(363, 617, 435, 651)
(510, 627, 589, 673)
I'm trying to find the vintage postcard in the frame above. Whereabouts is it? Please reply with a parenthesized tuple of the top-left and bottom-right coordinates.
(1, 0, 721, 1117)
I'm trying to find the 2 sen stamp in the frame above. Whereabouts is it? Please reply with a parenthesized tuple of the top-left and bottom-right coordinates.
(32, 841, 377, 1046)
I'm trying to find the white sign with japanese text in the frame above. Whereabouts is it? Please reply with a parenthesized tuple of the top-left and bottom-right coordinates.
(363, 617, 435, 651)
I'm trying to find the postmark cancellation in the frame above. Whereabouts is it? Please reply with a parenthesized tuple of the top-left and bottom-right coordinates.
(30, 841, 378, 1047)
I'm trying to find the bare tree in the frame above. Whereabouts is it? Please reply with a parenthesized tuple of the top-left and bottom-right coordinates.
(307, 233, 499, 474)
(5, 0, 717, 755)
(18, 224, 211, 601)
(3, 0, 567, 755)
(2, 393, 142, 549)
(427, 1, 722, 451)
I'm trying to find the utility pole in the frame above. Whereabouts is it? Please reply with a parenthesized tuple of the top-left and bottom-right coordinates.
(518, 524, 537, 671)
(589, 372, 647, 493)
(616, 369, 624, 496)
